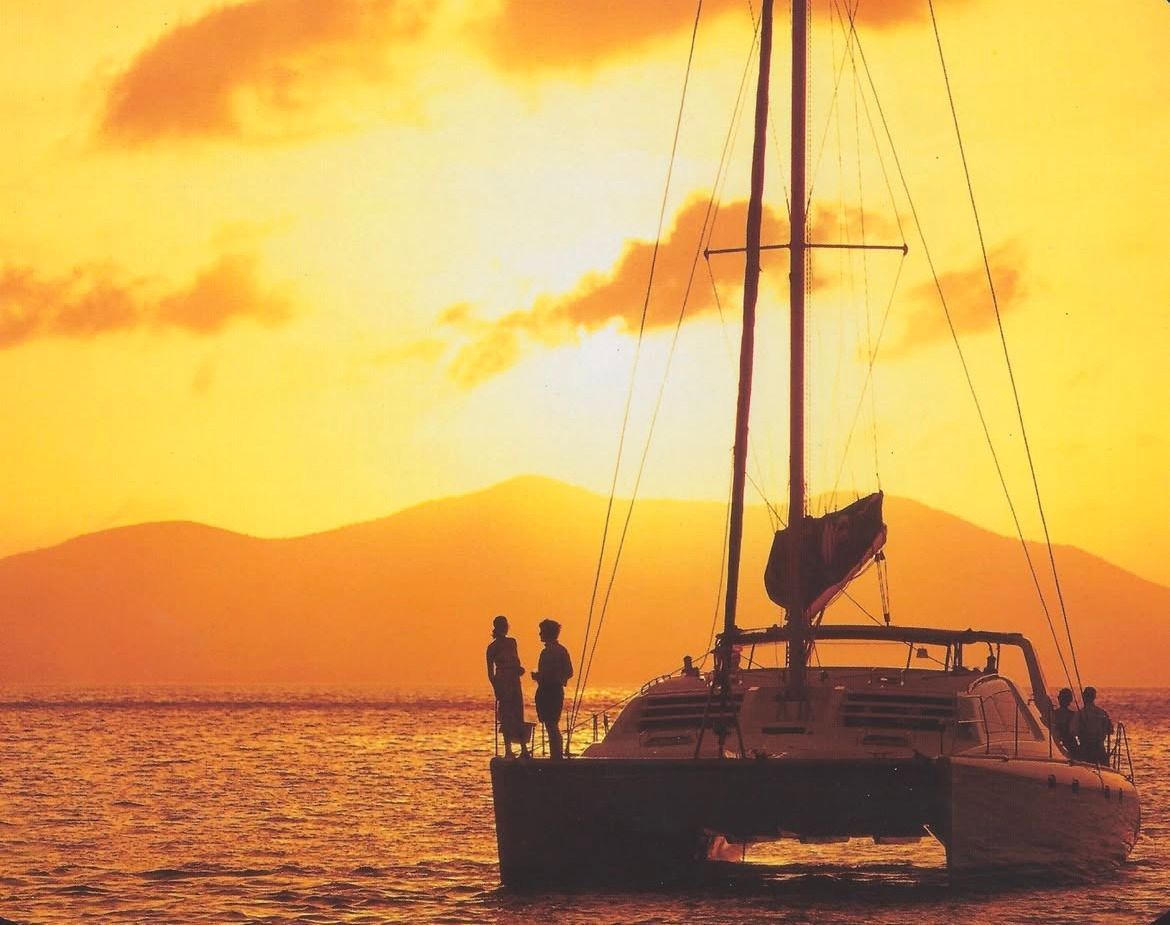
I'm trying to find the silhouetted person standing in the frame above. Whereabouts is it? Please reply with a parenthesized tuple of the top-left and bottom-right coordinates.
(1052, 687, 1078, 756)
(532, 618, 573, 760)
(486, 615, 529, 759)
(1075, 686, 1113, 766)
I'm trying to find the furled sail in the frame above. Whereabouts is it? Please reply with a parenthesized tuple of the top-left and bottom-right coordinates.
(764, 492, 887, 616)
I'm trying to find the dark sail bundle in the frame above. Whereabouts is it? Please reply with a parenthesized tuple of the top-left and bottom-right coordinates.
(764, 491, 887, 616)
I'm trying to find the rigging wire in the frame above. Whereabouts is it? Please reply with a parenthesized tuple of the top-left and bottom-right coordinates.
(832, 0, 907, 241)
(706, 259, 786, 531)
(799, 0, 813, 528)
(841, 11, 1077, 693)
(927, 0, 1084, 697)
(566, 0, 705, 746)
(702, 473, 736, 668)
(684, 4, 782, 664)
(566, 661, 692, 740)
(829, 256, 905, 498)
(825, 0, 903, 505)
(806, 0, 862, 214)
(575, 4, 796, 732)
(706, 8, 786, 529)
(572, 86, 765, 739)
(841, 0, 884, 494)
(747, 0, 792, 214)
(824, 0, 873, 512)
(842, 587, 885, 626)
(876, 552, 892, 624)
(830, 0, 896, 631)
(825, 3, 849, 515)
(811, 0, 897, 629)
(705, 257, 786, 530)
(826, 0, 906, 499)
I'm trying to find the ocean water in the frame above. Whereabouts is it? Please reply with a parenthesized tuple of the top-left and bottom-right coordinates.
(0, 686, 1167, 924)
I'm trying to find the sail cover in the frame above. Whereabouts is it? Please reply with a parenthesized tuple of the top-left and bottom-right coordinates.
(764, 491, 887, 615)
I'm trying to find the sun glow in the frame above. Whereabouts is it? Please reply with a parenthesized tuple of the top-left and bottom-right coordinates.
(0, 0, 1165, 594)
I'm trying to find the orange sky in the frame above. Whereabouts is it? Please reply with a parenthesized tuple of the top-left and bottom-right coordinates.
(2, 0, 1167, 591)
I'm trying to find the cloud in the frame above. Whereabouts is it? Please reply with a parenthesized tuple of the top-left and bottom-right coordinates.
(100, 0, 425, 144)
(479, 0, 975, 74)
(370, 336, 447, 367)
(99, 0, 977, 144)
(884, 242, 1025, 358)
(439, 196, 875, 388)
(847, 0, 976, 29)
(0, 255, 292, 350)
(477, 0, 738, 74)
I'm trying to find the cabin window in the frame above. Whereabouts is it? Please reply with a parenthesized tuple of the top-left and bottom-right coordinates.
(955, 696, 981, 740)
(980, 688, 1018, 735)
(970, 680, 1045, 745)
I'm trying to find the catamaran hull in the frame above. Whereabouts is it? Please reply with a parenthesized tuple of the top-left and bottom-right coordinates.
(491, 755, 1139, 887)
(491, 756, 940, 886)
(939, 756, 1140, 879)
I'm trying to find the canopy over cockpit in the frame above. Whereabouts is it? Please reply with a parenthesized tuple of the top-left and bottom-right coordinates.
(720, 623, 1053, 720)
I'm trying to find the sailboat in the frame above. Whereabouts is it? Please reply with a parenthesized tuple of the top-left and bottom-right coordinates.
(490, 0, 1140, 886)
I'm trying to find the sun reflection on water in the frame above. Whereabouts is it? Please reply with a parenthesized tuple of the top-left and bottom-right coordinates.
(0, 685, 1165, 924)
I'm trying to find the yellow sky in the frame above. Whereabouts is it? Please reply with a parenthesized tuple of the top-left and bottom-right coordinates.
(2, 0, 1167, 591)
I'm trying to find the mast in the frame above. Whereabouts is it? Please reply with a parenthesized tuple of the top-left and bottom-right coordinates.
(787, 0, 809, 693)
(723, 0, 810, 699)
(722, 0, 773, 644)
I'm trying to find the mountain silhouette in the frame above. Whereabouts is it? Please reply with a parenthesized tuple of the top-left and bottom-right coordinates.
(0, 476, 1164, 688)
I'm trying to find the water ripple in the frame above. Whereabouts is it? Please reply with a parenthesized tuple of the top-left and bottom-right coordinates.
(0, 685, 1165, 924)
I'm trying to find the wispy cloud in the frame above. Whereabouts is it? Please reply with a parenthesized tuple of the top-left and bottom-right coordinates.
(437, 196, 874, 388)
(369, 336, 447, 367)
(100, 0, 425, 144)
(476, 0, 738, 74)
(0, 254, 292, 349)
(884, 242, 1025, 358)
(98, 0, 976, 144)
(849, 0, 975, 29)
(481, 0, 973, 74)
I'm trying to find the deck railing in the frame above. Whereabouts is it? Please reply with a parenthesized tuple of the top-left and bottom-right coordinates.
(1110, 721, 1135, 782)
(493, 702, 541, 757)
(499, 683, 1139, 773)
(573, 669, 684, 747)
(492, 699, 617, 758)
(962, 691, 1136, 780)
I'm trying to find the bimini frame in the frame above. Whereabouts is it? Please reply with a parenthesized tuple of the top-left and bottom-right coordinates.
(721, 623, 1054, 720)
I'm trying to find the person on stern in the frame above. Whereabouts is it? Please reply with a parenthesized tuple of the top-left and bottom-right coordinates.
(486, 615, 529, 759)
(532, 618, 573, 760)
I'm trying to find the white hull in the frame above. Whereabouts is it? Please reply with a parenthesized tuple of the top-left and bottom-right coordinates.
(944, 756, 1140, 877)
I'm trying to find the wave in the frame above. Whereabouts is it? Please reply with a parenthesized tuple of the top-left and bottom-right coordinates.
(138, 866, 275, 881)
